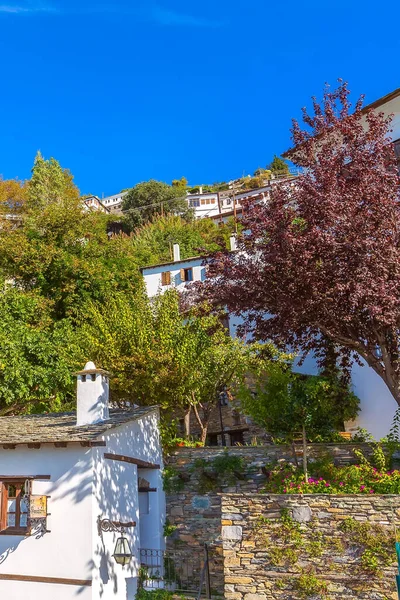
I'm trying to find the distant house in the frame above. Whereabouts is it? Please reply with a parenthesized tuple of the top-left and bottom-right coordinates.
(83, 196, 110, 214)
(0, 362, 164, 600)
(101, 192, 129, 215)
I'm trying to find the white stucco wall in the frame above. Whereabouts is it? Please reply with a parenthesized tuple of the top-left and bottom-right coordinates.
(142, 258, 206, 298)
(0, 446, 93, 600)
(0, 410, 165, 600)
(92, 410, 165, 600)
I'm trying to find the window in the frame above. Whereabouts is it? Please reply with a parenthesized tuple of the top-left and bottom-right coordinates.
(229, 431, 244, 446)
(211, 199, 216, 204)
(201, 199, 206, 205)
(180, 268, 193, 282)
(206, 199, 211, 205)
(207, 434, 219, 447)
(0, 480, 30, 534)
(161, 271, 171, 286)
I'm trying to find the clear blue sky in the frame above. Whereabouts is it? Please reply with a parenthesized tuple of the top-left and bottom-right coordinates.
(0, 0, 399, 196)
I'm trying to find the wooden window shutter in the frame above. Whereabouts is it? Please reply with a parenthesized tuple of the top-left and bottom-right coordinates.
(161, 271, 171, 286)
(180, 268, 185, 281)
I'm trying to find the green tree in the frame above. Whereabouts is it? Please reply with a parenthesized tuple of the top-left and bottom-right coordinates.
(0, 289, 79, 415)
(266, 155, 290, 175)
(238, 367, 359, 477)
(80, 289, 286, 442)
(0, 155, 141, 319)
(130, 214, 232, 266)
(122, 179, 192, 230)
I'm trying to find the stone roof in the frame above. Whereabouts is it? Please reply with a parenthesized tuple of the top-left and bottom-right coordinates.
(0, 406, 157, 446)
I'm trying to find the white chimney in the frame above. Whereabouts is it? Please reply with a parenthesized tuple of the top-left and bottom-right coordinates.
(173, 243, 181, 262)
(76, 361, 110, 426)
(199, 186, 203, 194)
(229, 235, 237, 251)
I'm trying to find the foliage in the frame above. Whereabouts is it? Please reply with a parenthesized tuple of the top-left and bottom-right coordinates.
(136, 588, 174, 600)
(237, 366, 359, 441)
(0, 177, 27, 214)
(191, 450, 245, 492)
(162, 466, 185, 494)
(199, 80, 400, 408)
(293, 570, 328, 598)
(0, 154, 140, 320)
(264, 448, 400, 494)
(163, 519, 177, 537)
(122, 179, 192, 230)
(266, 154, 290, 175)
(81, 288, 287, 442)
(130, 214, 233, 266)
(0, 289, 79, 415)
(339, 518, 395, 576)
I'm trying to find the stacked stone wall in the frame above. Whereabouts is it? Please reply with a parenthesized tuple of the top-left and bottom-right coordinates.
(221, 494, 400, 599)
(165, 446, 399, 599)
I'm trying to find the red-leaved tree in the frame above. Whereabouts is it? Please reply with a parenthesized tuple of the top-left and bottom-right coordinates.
(199, 82, 400, 405)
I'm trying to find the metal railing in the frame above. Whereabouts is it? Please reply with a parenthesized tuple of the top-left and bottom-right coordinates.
(139, 545, 211, 599)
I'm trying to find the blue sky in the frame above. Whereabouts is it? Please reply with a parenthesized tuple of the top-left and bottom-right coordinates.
(0, 0, 399, 196)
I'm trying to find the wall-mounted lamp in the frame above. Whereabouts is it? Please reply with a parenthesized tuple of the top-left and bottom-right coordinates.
(97, 517, 136, 566)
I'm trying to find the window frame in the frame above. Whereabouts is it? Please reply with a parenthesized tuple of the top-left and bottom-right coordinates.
(0, 479, 31, 536)
(161, 271, 171, 286)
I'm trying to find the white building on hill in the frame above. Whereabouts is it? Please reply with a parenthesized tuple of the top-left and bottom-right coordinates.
(0, 362, 164, 600)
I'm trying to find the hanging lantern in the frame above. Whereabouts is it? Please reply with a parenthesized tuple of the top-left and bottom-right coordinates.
(113, 535, 132, 566)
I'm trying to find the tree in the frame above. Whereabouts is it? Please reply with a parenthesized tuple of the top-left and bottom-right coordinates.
(130, 214, 233, 266)
(266, 155, 289, 175)
(122, 179, 192, 230)
(238, 367, 359, 478)
(80, 289, 288, 442)
(0, 178, 27, 215)
(199, 81, 400, 407)
(0, 289, 79, 415)
(0, 155, 141, 319)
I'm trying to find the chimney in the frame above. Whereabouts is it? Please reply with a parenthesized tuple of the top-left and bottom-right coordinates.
(199, 186, 203, 194)
(173, 243, 181, 262)
(229, 235, 237, 251)
(75, 361, 110, 426)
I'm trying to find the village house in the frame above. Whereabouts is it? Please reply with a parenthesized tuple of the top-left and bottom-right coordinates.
(0, 362, 165, 600)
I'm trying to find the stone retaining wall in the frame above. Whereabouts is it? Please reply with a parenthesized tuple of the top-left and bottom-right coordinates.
(165, 446, 400, 599)
(167, 444, 375, 494)
(221, 494, 400, 599)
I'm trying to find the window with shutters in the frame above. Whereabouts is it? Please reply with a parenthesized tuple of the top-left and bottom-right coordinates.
(180, 268, 193, 283)
(0, 480, 30, 535)
(161, 271, 171, 286)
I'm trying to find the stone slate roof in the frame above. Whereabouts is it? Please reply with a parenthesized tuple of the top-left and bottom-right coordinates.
(0, 406, 157, 446)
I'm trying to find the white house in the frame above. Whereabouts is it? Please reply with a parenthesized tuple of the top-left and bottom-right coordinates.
(101, 192, 129, 215)
(140, 243, 207, 299)
(0, 362, 165, 600)
(83, 196, 110, 214)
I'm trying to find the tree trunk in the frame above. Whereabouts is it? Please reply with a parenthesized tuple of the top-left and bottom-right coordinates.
(302, 424, 308, 481)
(290, 440, 299, 468)
(184, 406, 191, 438)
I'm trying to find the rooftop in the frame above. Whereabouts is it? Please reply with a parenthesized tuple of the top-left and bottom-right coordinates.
(0, 405, 157, 447)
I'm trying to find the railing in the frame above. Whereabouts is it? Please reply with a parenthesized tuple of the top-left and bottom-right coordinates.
(139, 545, 211, 599)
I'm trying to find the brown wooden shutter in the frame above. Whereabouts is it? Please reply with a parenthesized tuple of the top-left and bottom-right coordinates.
(161, 271, 171, 286)
(180, 268, 185, 282)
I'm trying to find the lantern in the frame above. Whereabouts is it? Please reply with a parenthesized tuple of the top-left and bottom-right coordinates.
(113, 535, 132, 566)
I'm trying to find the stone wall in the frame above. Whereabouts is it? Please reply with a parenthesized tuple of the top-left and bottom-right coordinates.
(165, 446, 399, 599)
(167, 444, 375, 494)
(221, 494, 400, 600)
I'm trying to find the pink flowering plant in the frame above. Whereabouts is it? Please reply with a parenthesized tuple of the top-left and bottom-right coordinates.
(263, 446, 400, 494)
